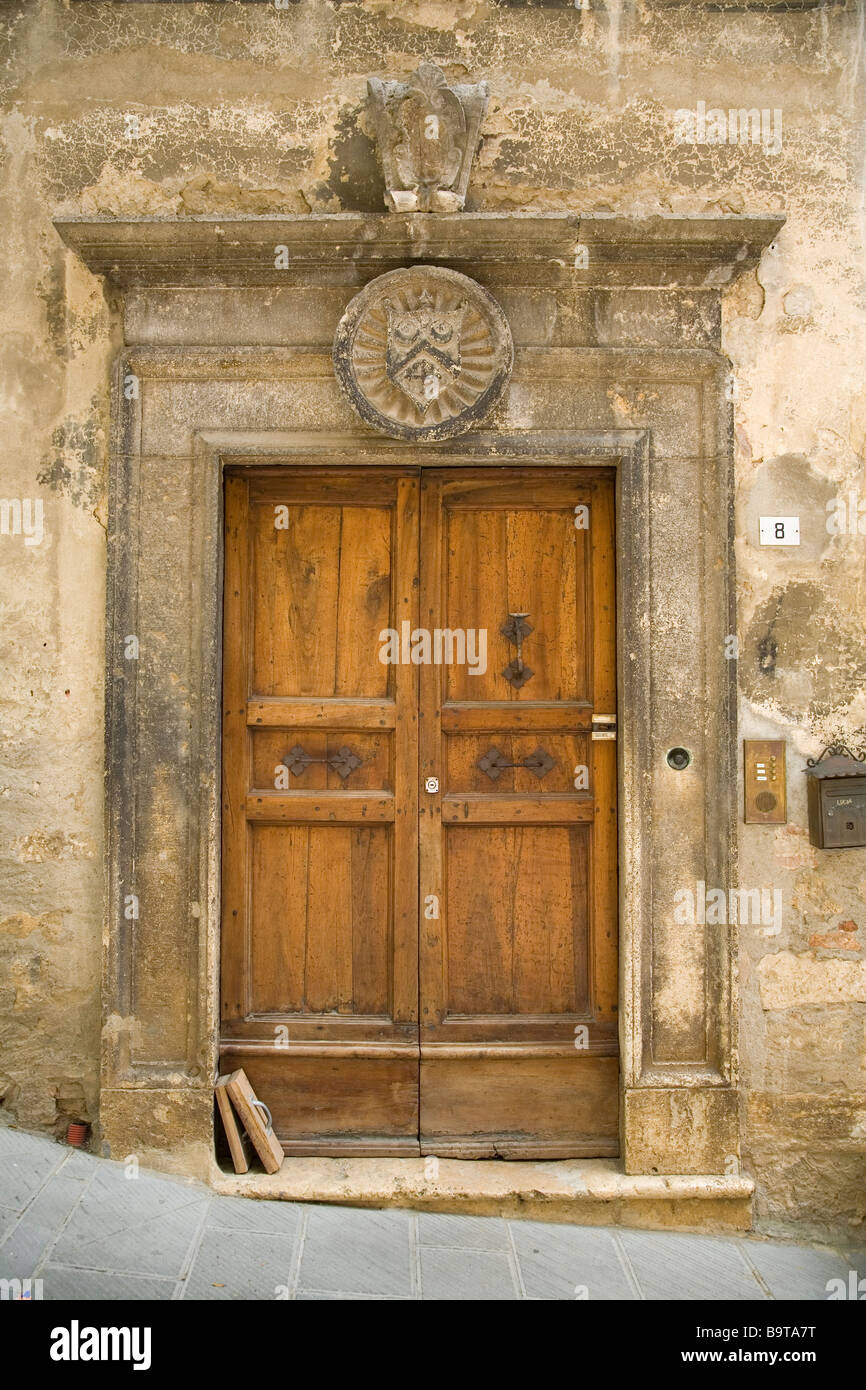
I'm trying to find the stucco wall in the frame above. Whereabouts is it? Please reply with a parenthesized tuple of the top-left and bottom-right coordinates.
(0, 0, 864, 1241)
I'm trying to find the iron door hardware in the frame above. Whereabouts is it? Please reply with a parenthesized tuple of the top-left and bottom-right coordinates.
(284, 744, 362, 780)
(591, 714, 616, 741)
(476, 745, 555, 781)
(501, 611, 534, 689)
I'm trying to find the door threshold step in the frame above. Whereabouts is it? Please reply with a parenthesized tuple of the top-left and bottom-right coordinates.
(212, 1157, 754, 1233)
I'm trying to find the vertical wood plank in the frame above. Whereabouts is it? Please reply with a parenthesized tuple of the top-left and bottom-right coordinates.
(445, 507, 507, 703)
(335, 506, 392, 698)
(393, 477, 420, 1025)
(305, 827, 351, 1012)
(351, 828, 390, 1016)
(252, 504, 341, 697)
(249, 825, 308, 1014)
(590, 475, 619, 1022)
(221, 474, 251, 1022)
(505, 506, 578, 701)
(419, 472, 445, 1031)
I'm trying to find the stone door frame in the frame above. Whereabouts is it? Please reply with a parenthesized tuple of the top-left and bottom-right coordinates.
(103, 408, 736, 1179)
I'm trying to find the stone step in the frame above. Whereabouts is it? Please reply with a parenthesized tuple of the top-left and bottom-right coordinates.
(212, 1157, 754, 1234)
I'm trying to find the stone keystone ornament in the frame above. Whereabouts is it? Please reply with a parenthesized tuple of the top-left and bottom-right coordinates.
(367, 62, 489, 213)
(333, 265, 513, 442)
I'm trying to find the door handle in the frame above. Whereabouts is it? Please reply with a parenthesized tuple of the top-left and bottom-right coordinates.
(501, 611, 534, 689)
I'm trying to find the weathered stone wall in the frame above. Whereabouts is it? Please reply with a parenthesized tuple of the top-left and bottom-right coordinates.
(0, 0, 864, 1240)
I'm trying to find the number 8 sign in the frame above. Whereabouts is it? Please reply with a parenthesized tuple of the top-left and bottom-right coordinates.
(759, 516, 801, 546)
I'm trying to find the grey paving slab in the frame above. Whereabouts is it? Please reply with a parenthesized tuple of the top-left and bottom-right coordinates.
(619, 1231, 768, 1301)
(0, 1204, 20, 1244)
(296, 1290, 413, 1300)
(40, 1265, 176, 1301)
(510, 1221, 637, 1300)
(59, 1150, 101, 1180)
(206, 1194, 302, 1237)
(742, 1241, 858, 1302)
(181, 1227, 297, 1300)
(50, 1164, 209, 1278)
(0, 1168, 91, 1277)
(0, 1128, 65, 1209)
(417, 1211, 510, 1250)
(0, 1127, 64, 1166)
(298, 1206, 415, 1297)
(420, 1246, 518, 1300)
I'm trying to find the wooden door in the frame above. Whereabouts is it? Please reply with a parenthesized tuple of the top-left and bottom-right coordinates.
(220, 467, 421, 1154)
(220, 464, 618, 1159)
(418, 468, 618, 1158)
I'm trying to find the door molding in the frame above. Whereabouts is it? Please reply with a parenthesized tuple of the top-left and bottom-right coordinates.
(103, 393, 738, 1176)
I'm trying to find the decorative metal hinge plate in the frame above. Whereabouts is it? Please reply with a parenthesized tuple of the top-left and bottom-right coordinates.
(285, 744, 362, 781)
(476, 745, 555, 781)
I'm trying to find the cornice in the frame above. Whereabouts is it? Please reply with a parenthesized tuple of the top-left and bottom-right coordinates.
(54, 211, 785, 290)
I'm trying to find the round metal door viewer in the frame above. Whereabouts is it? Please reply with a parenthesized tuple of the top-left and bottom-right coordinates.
(333, 265, 513, 442)
(666, 747, 693, 771)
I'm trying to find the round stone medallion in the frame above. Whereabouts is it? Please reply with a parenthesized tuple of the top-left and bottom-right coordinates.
(333, 265, 513, 441)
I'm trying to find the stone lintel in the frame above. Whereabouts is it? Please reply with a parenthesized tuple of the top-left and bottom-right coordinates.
(54, 212, 785, 289)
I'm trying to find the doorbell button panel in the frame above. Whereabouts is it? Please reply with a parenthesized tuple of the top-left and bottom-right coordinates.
(744, 739, 787, 824)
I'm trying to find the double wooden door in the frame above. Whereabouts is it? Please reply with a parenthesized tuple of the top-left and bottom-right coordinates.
(220, 464, 618, 1158)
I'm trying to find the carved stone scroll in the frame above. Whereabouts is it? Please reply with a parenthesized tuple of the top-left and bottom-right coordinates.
(367, 62, 489, 213)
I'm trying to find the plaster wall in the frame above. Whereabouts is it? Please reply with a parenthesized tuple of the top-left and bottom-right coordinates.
(0, 0, 864, 1241)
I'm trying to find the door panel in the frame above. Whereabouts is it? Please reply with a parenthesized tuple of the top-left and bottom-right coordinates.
(444, 825, 589, 1016)
(250, 499, 393, 699)
(246, 824, 391, 1016)
(220, 469, 420, 1155)
(419, 468, 618, 1158)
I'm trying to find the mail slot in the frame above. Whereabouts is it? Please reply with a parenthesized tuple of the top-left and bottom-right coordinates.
(805, 749, 866, 849)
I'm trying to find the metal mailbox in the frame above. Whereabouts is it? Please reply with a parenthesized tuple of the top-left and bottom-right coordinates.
(805, 746, 866, 849)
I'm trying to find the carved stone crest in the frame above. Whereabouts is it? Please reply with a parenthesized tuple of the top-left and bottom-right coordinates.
(333, 266, 513, 441)
(367, 62, 489, 213)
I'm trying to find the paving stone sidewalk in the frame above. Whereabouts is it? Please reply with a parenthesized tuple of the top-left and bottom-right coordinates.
(0, 1126, 862, 1301)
